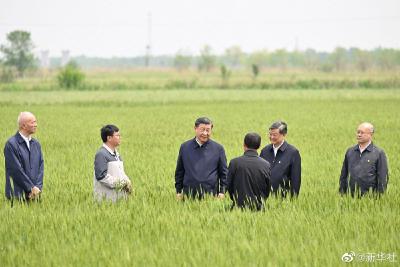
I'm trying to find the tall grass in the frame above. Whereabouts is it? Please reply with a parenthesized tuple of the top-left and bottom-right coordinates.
(0, 69, 399, 91)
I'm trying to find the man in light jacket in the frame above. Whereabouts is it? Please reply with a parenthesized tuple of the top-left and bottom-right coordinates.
(94, 124, 132, 202)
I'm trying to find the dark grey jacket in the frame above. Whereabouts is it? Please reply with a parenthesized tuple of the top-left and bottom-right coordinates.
(227, 150, 271, 210)
(339, 143, 388, 197)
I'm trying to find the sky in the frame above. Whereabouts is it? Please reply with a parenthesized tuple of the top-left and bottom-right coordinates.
(0, 0, 399, 57)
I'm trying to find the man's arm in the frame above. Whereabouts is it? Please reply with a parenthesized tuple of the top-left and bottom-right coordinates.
(218, 146, 228, 194)
(4, 142, 34, 193)
(174, 145, 185, 194)
(265, 163, 271, 199)
(339, 151, 349, 195)
(290, 150, 301, 197)
(376, 150, 389, 193)
(226, 159, 236, 201)
(94, 152, 119, 189)
(36, 143, 44, 190)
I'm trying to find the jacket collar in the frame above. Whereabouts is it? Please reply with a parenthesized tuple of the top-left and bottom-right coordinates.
(269, 140, 288, 152)
(244, 150, 258, 157)
(102, 143, 119, 157)
(15, 131, 30, 144)
(192, 137, 210, 148)
(354, 142, 374, 152)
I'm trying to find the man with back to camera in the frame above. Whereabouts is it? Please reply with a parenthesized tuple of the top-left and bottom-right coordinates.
(175, 117, 228, 200)
(94, 124, 132, 202)
(260, 121, 301, 198)
(4, 111, 43, 202)
(339, 122, 388, 197)
(227, 132, 271, 211)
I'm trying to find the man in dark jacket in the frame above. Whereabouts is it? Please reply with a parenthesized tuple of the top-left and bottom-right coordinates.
(227, 132, 271, 211)
(4, 112, 43, 201)
(260, 121, 301, 198)
(175, 117, 228, 200)
(339, 122, 388, 197)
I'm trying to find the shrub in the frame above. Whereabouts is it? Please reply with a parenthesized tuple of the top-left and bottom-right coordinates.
(57, 61, 85, 89)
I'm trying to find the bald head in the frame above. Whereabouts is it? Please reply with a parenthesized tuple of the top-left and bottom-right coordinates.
(358, 122, 374, 134)
(356, 122, 374, 145)
(18, 112, 37, 136)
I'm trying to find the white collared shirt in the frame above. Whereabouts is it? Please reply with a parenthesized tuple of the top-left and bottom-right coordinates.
(195, 138, 203, 147)
(273, 141, 284, 157)
(359, 141, 371, 154)
(102, 143, 120, 161)
(19, 132, 32, 150)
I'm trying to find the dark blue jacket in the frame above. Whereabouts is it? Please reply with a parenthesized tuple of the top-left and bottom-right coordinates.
(4, 132, 44, 200)
(260, 141, 301, 197)
(175, 138, 228, 197)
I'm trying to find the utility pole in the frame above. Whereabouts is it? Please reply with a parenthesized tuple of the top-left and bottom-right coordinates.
(145, 12, 152, 67)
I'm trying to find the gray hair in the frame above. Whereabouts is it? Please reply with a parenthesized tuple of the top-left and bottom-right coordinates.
(269, 120, 287, 135)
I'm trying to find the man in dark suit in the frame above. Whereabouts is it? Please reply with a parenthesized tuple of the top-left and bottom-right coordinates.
(339, 122, 388, 197)
(4, 112, 44, 201)
(175, 117, 228, 200)
(260, 121, 301, 198)
(227, 132, 271, 210)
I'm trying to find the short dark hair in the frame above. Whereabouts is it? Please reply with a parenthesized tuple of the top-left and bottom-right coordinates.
(101, 124, 119, 143)
(244, 132, 261, 150)
(195, 117, 213, 128)
(269, 121, 287, 135)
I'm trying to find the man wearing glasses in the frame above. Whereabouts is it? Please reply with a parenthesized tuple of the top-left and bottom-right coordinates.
(94, 124, 132, 202)
(339, 122, 388, 197)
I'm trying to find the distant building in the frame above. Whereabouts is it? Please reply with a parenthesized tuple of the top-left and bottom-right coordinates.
(40, 50, 50, 68)
(61, 50, 70, 66)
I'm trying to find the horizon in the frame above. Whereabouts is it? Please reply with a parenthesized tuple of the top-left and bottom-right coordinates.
(1, 0, 399, 58)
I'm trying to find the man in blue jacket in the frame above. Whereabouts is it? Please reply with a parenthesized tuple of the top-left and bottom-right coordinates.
(4, 112, 44, 201)
(175, 117, 228, 200)
(260, 121, 301, 198)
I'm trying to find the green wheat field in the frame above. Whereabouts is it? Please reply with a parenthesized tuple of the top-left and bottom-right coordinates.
(0, 88, 399, 266)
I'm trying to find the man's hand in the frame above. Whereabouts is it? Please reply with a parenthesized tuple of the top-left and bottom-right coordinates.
(176, 193, 183, 201)
(29, 186, 41, 200)
(217, 193, 225, 199)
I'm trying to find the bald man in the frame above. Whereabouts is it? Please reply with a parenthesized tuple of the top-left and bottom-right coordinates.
(339, 122, 388, 197)
(4, 112, 44, 201)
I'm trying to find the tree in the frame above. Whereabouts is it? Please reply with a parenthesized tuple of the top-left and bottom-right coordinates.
(349, 47, 372, 72)
(0, 30, 36, 77)
(220, 64, 231, 88)
(330, 47, 348, 71)
(198, 45, 216, 72)
(174, 50, 192, 71)
(223, 45, 244, 68)
(251, 64, 259, 81)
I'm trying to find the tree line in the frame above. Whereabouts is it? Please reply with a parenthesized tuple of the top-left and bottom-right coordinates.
(1, 30, 400, 82)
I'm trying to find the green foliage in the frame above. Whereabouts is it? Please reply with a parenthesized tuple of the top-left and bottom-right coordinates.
(0, 65, 16, 83)
(57, 61, 85, 89)
(223, 46, 244, 67)
(0, 30, 36, 77)
(173, 50, 192, 71)
(198, 45, 216, 72)
(220, 64, 231, 88)
(251, 64, 259, 80)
